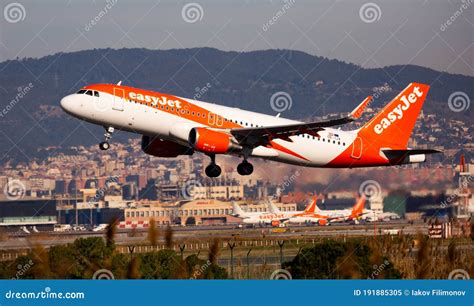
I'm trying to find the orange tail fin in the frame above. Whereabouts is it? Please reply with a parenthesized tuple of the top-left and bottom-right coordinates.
(358, 83, 430, 148)
(304, 196, 318, 214)
(350, 196, 366, 218)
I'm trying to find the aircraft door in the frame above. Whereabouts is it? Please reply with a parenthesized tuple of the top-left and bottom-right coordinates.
(113, 87, 125, 111)
(350, 137, 362, 159)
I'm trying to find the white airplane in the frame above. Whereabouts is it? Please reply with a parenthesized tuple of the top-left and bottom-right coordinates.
(232, 200, 317, 227)
(363, 211, 401, 222)
(288, 196, 368, 225)
(92, 224, 108, 232)
(60, 82, 439, 177)
(231, 201, 264, 219)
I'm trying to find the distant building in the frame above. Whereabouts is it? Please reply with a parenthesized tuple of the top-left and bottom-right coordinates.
(0, 199, 57, 232)
(193, 183, 243, 200)
(123, 199, 297, 226)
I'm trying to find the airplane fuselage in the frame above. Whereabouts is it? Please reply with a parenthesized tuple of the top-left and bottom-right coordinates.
(61, 84, 383, 167)
(60, 82, 433, 177)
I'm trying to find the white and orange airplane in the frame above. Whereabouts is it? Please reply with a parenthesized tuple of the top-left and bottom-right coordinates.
(288, 196, 368, 226)
(232, 199, 318, 227)
(60, 82, 439, 177)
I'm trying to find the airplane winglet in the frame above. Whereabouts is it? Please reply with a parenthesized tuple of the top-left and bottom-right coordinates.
(350, 96, 373, 119)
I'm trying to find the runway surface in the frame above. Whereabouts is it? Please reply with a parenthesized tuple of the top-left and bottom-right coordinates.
(0, 220, 425, 251)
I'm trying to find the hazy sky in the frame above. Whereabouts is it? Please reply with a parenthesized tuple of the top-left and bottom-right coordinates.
(0, 0, 472, 76)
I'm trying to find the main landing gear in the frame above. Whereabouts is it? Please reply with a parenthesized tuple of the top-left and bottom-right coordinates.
(237, 160, 253, 176)
(99, 126, 114, 151)
(204, 154, 254, 178)
(237, 147, 253, 176)
(205, 154, 222, 178)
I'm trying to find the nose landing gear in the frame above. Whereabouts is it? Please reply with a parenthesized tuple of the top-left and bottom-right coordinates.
(99, 126, 114, 151)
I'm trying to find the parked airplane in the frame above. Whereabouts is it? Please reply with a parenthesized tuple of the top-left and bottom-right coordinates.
(60, 82, 439, 177)
(232, 200, 317, 227)
(363, 210, 401, 222)
(288, 196, 367, 225)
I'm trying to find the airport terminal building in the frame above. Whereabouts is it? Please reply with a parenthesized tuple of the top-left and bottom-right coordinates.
(0, 198, 57, 232)
(124, 199, 297, 226)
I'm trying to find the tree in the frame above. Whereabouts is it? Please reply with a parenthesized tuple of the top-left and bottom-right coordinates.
(139, 249, 181, 279)
(48, 244, 77, 278)
(283, 240, 400, 279)
(147, 218, 159, 246)
(105, 217, 118, 249)
(185, 254, 228, 280)
(164, 225, 173, 249)
(72, 237, 113, 278)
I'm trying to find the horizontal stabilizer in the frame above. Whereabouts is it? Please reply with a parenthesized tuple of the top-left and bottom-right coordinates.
(382, 149, 441, 159)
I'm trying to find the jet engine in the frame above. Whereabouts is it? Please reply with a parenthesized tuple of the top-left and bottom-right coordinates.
(188, 127, 242, 154)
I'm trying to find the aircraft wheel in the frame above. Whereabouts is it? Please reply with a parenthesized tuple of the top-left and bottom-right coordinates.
(205, 164, 221, 177)
(99, 142, 110, 150)
(237, 161, 253, 175)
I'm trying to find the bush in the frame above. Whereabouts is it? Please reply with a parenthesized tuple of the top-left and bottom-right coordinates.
(283, 240, 401, 279)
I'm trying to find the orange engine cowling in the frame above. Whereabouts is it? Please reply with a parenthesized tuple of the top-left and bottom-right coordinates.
(188, 127, 241, 154)
(271, 220, 281, 227)
(318, 219, 328, 226)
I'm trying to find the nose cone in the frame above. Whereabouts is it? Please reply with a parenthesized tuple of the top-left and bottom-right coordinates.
(60, 95, 75, 114)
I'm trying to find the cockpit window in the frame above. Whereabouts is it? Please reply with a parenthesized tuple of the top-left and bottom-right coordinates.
(93, 91, 99, 97)
(85, 90, 93, 96)
(76, 89, 87, 94)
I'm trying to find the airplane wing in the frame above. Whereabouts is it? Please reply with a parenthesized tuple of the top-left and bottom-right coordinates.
(230, 96, 372, 144)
